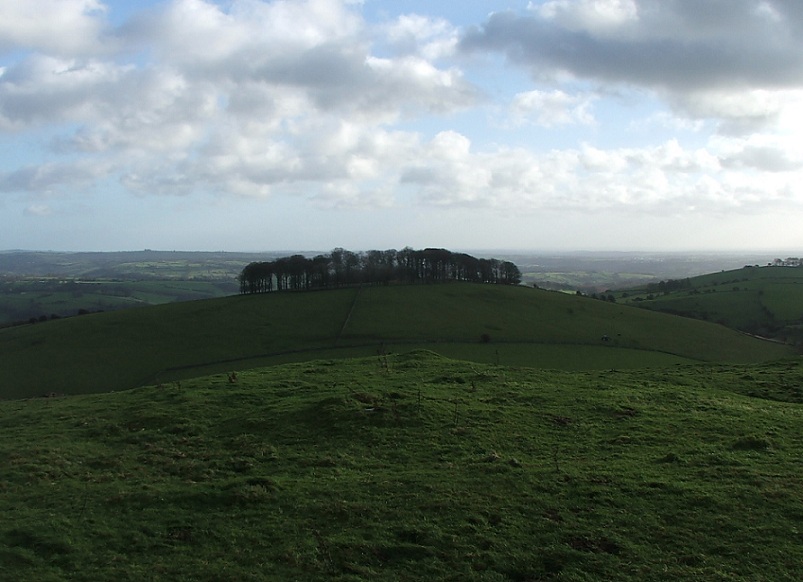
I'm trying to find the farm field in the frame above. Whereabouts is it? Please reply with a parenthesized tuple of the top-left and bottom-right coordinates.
(0, 283, 792, 400)
(2, 352, 802, 580)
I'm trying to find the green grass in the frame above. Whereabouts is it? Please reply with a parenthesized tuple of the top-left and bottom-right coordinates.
(0, 288, 358, 398)
(0, 283, 793, 399)
(618, 266, 803, 342)
(2, 352, 803, 580)
(346, 284, 788, 362)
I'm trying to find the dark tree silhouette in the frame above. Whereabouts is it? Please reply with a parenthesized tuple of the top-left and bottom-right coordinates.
(238, 247, 522, 294)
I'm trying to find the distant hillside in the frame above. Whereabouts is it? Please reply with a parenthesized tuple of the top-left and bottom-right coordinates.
(0, 250, 264, 325)
(501, 250, 777, 292)
(615, 265, 803, 345)
(0, 282, 792, 399)
(0, 278, 239, 326)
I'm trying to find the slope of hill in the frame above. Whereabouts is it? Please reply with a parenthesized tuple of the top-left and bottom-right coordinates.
(2, 353, 802, 580)
(0, 283, 793, 399)
(616, 266, 803, 344)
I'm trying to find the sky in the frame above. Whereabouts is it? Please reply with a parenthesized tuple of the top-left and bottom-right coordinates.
(1, 0, 803, 253)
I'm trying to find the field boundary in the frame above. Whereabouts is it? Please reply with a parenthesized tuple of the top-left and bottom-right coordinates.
(335, 285, 362, 344)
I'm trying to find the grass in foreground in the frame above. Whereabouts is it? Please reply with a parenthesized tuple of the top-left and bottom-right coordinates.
(2, 351, 802, 580)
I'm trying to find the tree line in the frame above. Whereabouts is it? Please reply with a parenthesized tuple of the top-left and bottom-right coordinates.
(238, 247, 522, 294)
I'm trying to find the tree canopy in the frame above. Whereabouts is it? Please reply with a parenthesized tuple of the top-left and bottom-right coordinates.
(238, 247, 521, 294)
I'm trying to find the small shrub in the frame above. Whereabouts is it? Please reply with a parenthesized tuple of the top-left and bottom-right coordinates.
(732, 436, 771, 451)
(658, 452, 682, 463)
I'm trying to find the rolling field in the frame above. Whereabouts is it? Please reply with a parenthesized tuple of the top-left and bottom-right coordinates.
(0, 283, 793, 399)
(2, 271, 801, 580)
(618, 266, 803, 342)
(2, 352, 802, 580)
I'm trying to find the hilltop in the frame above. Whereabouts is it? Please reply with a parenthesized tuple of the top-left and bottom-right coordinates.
(0, 282, 792, 399)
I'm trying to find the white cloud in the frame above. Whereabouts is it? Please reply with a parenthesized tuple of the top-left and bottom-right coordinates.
(0, 0, 478, 207)
(720, 145, 803, 173)
(673, 89, 785, 134)
(0, 161, 106, 194)
(24, 204, 53, 217)
(133, 0, 364, 73)
(510, 89, 596, 126)
(0, 0, 109, 56)
(535, 0, 639, 37)
(381, 14, 459, 60)
(309, 181, 395, 210)
(0, 56, 133, 130)
(398, 132, 800, 215)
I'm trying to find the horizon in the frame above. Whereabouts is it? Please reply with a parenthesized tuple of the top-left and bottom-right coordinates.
(2, 1, 802, 251)
(1, 247, 798, 258)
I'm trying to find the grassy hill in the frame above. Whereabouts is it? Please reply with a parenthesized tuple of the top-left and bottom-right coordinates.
(616, 266, 803, 344)
(0, 283, 793, 399)
(2, 352, 802, 580)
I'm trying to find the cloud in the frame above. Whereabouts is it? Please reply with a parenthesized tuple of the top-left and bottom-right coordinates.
(0, 0, 109, 57)
(461, 1, 803, 106)
(510, 89, 596, 126)
(379, 14, 459, 60)
(23, 204, 53, 217)
(721, 145, 803, 172)
(399, 131, 798, 214)
(0, 0, 478, 206)
(0, 56, 134, 131)
(0, 0, 801, 242)
(120, 117, 423, 207)
(534, 0, 639, 37)
(458, 0, 803, 157)
(0, 161, 105, 194)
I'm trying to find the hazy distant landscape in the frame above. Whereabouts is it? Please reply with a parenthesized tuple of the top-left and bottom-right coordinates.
(0, 249, 783, 326)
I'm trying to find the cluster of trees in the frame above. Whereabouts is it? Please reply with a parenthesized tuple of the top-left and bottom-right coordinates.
(239, 247, 522, 294)
(585, 292, 617, 303)
(644, 278, 692, 294)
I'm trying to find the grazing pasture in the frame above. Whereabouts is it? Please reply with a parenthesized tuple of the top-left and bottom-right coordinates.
(1, 352, 802, 580)
(618, 265, 803, 343)
(0, 283, 792, 399)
